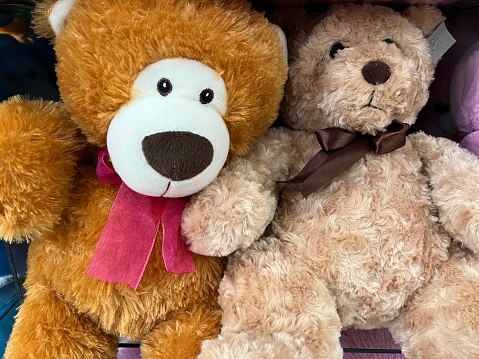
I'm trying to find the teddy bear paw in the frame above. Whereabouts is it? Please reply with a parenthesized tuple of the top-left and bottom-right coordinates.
(183, 175, 277, 256)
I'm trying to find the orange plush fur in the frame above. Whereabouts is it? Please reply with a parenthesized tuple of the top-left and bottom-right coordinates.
(184, 4, 479, 358)
(0, 1, 287, 358)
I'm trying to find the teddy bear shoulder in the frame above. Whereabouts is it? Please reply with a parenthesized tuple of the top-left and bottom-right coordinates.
(274, 134, 445, 241)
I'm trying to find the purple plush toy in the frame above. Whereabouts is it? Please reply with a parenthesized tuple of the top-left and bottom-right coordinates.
(450, 41, 479, 156)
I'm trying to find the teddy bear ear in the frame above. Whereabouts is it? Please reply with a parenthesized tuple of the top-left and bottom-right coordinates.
(32, 0, 76, 40)
(403, 5, 445, 37)
(273, 25, 288, 63)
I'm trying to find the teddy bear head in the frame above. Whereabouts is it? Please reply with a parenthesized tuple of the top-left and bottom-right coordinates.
(281, 4, 443, 135)
(32, 0, 287, 198)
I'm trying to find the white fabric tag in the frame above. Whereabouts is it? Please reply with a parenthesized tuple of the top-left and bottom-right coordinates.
(428, 22, 456, 65)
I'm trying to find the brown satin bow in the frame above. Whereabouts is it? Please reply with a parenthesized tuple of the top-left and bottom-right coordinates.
(284, 120, 410, 197)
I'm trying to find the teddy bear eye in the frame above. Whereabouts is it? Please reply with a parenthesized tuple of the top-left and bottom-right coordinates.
(157, 78, 172, 96)
(329, 42, 346, 59)
(199, 88, 214, 104)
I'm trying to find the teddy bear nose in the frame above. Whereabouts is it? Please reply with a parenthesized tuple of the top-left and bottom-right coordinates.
(362, 61, 392, 85)
(142, 131, 214, 181)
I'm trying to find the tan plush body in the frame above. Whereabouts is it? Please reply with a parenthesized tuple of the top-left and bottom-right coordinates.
(0, 0, 287, 358)
(185, 4, 479, 358)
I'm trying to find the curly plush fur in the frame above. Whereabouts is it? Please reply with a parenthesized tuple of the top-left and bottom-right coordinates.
(0, 0, 287, 358)
(185, 4, 479, 358)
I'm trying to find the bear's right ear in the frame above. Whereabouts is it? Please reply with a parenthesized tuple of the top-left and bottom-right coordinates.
(403, 5, 445, 37)
(32, 0, 76, 40)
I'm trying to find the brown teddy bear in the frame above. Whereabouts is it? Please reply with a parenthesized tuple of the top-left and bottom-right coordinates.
(184, 4, 479, 358)
(0, 0, 287, 358)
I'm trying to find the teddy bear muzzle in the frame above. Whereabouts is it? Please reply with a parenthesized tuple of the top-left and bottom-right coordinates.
(106, 58, 230, 198)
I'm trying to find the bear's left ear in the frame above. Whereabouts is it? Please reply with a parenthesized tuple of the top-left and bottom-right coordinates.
(32, 0, 76, 40)
(403, 5, 445, 37)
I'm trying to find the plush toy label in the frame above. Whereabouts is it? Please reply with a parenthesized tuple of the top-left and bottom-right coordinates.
(86, 150, 195, 290)
(428, 22, 456, 65)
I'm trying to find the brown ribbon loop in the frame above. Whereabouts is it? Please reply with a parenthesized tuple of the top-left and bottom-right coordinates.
(371, 120, 410, 154)
(316, 128, 359, 150)
(282, 120, 410, 197)
(281, 129, 361, 184)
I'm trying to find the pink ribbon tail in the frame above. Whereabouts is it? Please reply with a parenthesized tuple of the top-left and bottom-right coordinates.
(162, 197, 196, 274)
(86, 150, 196, 290)
(86, 183, 164, 290)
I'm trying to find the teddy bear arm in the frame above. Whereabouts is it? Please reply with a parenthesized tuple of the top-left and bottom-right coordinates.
(4, 285, 118, 359)
(183, 127, 297, 257)
(0, 96, 85, 242)
(409, 132, 479, 252)
(389, 251, 479, 358)
(140, 304, 222, 359)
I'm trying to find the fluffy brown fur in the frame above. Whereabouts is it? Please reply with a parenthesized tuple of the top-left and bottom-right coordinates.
(0, 0, 287, 358)
(184, 4, 479, 358)
(0, 96, 83, 241)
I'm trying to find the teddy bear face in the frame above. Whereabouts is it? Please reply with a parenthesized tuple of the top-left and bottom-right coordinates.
(107, 58, 230, 196)
(283, 4, 434, 135)
(34, 0, 287, 197)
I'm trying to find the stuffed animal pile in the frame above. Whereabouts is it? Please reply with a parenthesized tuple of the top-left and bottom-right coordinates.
(185, 4, 479, 358)
(0, 0, 287, 358)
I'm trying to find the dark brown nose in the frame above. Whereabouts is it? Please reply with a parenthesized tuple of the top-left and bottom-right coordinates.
(362, 61, 392, 85)
(142, 131, 213, 181)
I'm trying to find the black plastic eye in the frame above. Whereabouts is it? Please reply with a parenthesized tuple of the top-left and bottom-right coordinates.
(329, 42, 345, 59)
(157, 78, 172, 96)
(384, 39, 395, 45)
(199, 88, 214, 104)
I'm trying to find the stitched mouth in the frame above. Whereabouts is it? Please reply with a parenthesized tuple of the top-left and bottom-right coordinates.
(361, 91, 383, 111)
(366, 104, 382, 110)
(161, 182, 171, 197)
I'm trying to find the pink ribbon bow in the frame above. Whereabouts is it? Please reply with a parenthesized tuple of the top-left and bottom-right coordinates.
(85, 150, 196, 290)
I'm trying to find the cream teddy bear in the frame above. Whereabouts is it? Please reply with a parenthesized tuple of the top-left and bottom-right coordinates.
(0, 0, 287, 358)
(184, 4, 479, 358)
